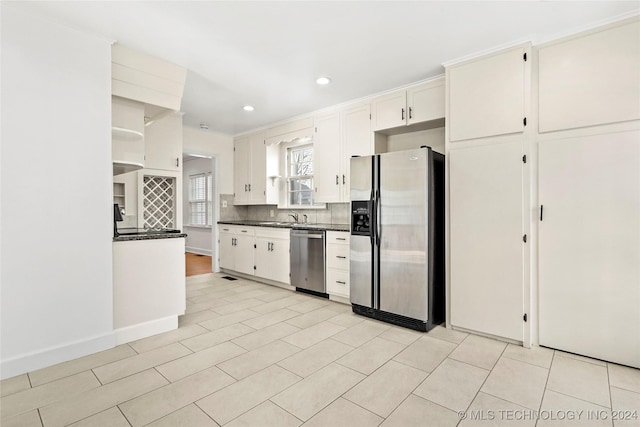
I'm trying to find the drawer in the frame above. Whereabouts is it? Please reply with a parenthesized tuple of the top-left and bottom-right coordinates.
(327, 243, 349, 270)
(326, 268, 349, 297)
(218, 225, 255, 236)
(326, 231, 349, 245)
(254, 227, 289, 240)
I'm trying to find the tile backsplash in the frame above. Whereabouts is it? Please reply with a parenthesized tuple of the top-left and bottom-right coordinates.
(219, 194, 349, 225)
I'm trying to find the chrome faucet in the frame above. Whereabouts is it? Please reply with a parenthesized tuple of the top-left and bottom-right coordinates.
(302, 214, 308, 224)
(288, 211, 299, 223)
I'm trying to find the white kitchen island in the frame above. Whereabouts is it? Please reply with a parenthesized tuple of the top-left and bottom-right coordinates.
(112, 234, 186, 345)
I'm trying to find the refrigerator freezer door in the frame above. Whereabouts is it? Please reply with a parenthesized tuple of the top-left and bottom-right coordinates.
(378, 148, 430, 321)
(350, 234, 373, 307)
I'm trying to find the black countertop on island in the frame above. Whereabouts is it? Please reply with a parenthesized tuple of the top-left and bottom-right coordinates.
(113, 228, 188, 242)
(217, 220, 349, 232)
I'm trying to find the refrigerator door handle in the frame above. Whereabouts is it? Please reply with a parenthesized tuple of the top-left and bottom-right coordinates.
(376, 189, 382, 246)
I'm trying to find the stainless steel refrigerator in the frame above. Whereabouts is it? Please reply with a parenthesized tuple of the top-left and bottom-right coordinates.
(350, 147, 445, 331)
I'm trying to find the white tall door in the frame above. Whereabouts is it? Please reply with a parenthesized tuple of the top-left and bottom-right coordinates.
(233, 137, 250, 203)
(450, 141, 524, 341)
(539, 131, 640, 368)
(249, 133, 266, 204)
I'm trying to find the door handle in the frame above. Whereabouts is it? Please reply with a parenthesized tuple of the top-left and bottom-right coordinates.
(376, 190, 382, 245)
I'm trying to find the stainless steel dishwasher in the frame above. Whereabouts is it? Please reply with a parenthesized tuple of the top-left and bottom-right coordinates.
(290, 229, 326, 295)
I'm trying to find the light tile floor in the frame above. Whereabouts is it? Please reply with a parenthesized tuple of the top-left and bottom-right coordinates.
(2, 273, 639, 426)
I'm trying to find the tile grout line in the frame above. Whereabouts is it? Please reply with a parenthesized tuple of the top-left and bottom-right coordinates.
(535, 350, 556, 427)
(117, 404, 134, 426)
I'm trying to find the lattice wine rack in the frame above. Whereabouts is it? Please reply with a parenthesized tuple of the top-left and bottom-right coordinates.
(143, 176, 175, 229)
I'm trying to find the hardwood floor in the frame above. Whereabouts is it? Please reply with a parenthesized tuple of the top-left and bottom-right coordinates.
(185, 252, 212, 276)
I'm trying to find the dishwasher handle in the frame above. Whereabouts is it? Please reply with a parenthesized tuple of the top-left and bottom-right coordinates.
(291, 230, 324, 239)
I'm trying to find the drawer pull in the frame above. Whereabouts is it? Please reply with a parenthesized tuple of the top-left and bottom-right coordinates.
(336, 281, 346, 285)
(336, 238, 346, 241)
(241, 230, 247, 233)
(336, 256, 347, 259)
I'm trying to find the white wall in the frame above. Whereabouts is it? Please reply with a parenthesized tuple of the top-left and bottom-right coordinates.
(0, 6, 114, 379)
(183, 126, 234, 194)
(183, 157, 213, 255)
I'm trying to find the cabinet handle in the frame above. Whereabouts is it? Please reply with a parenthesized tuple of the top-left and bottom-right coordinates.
(241, 230, 247, 233)
(244, 184, 247, 192)
(401, 108, 405, 120)
(176, 157, 179, 167)
(336, 281, 346, 285)
(336, 256, 346, 259)
(540, 205, 544, 221)
(248, 184, 251, 191)
(336, 175, 339, 185)
(409, 107, 412, 119)
(336, 238, 346, 241)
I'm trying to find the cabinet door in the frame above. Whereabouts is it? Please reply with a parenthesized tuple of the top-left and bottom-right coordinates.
(448, 46, 528, 142)
(449, 141, 524, 341)
(254, 237, 271, 279)
(326, 268, 349, 298)
(407, 79, 445, 125)
(342, 103, 372, 201)
(233, 137, 250, 204)
(145, 114, 183, 171)
(219, 231, 234, 270)
(250, 132, 266, 204)
(538, 20, 640, 133)
(539, 131, 640, 368)
(234, 233, 255, 276)
(313, 111, 342, 203)
(372, 91, 407, 131)
(269, 238, 290, 284)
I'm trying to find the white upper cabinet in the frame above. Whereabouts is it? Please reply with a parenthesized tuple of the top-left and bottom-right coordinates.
(538, 19, 640, 133)
(372, 77, 445, 132)
(234, 131, 274, 205)
(342, 103, 373, 201)
(313, 110, 342, 203)
(372, 91, 407, 131)
(448, 45, 530, 142)
(144, 113, 183, 171)
(233, 136, 251, 204)
(313, 103, 373, 203)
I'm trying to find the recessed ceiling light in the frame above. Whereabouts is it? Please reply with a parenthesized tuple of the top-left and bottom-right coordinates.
(243, 105, 254, 112)
(316, 76, 331, 85)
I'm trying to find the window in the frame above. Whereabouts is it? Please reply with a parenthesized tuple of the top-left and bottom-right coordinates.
(189, 172, 212, 226)
(287, 144, 315, 206)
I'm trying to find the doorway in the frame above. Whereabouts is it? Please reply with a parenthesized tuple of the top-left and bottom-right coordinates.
(182, 153, 217, 276)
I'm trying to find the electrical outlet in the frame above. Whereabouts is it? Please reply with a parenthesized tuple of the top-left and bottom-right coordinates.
(222, 200, 228, 208)
(269, 209, 275, 218)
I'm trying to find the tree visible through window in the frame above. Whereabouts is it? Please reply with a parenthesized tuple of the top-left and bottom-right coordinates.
(288, 145, 314, 206)
(189, 173, 212, 226)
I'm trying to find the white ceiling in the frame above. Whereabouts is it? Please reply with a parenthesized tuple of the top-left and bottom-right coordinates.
(8, 1, 640, 135)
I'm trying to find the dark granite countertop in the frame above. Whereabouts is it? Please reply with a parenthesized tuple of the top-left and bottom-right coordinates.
(218, 220, 349, 232)
(113, 230, 188, 242)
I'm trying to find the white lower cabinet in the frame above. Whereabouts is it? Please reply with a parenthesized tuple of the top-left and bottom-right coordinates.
(255, 228, 290, 285)
(326, 231, 350, 298)
(219, 225, 290, 285)
(218, 225, 255, 276)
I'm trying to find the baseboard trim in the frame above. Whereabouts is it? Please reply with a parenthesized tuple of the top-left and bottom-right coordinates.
(114, 316, 178, 346)
(185, 247, 212, 256)
(0, 331, 115, 380)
